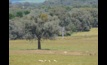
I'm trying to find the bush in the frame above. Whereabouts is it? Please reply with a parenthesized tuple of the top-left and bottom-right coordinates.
(16, 11, 23, 17)
(24, 11, 30, 15)
(65, 31, 71, 36)
(9, 13, 15, 19)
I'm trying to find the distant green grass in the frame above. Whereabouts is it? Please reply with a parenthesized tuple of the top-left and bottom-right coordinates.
(9, 37, 98, 52)
(9, 28, 98, 65)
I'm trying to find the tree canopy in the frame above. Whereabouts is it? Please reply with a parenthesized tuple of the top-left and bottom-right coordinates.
(9, 0, 98, 49)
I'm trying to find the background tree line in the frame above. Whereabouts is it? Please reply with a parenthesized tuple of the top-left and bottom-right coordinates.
(9, 0, 98, 40)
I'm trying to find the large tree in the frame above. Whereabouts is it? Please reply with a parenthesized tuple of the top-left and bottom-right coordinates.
(69, 8, 92, 31)
(24, 11, 60, 49)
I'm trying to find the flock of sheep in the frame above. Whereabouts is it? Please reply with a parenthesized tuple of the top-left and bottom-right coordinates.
(38, 60, 57, 62)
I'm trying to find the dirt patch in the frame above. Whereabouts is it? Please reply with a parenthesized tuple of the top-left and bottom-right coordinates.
(9, 50, 96, 56)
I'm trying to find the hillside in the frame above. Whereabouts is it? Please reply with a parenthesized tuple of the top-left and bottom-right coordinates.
(10, 0, 98, 7)
(10, 0, 45, 3)
(42, 0, 98, 7)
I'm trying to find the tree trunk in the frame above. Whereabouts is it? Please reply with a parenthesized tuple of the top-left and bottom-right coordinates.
(38, 38, 41, 49)
(62, 27, 65, 39)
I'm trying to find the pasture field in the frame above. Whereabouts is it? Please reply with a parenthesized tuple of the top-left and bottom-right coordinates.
(9, 28, 98, 65)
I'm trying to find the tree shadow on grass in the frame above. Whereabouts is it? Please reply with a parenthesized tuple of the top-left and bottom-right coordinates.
(20, 48, 51, 50)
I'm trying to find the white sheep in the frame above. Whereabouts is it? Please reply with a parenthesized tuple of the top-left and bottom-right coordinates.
(53, 60, 57, 62)
(64, 51, 67, 54)
(48, 60, 51, 62)
(38, 60, 44, 62)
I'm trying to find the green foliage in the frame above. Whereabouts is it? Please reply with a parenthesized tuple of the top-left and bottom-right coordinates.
(16, 11, 23, 17)
(69, 8, 96, 31)
(24, 12, 60, 39)
(9, 13, 15, 19)
(9, 0, 98, 40)
(9, 18, 25, 39)
(24, 10, 30, 15)
(65, 31, 71, 36)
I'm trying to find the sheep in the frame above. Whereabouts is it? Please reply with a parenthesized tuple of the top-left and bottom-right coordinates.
(53, 60, 57, 62)
(64, 51, 67, 54)
(38, 59, 58, 63)
(48, 60, 51, 62)
(38, 60, 44, 62)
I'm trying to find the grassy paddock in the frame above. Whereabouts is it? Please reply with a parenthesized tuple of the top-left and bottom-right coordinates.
(10, 54, 98, 65)
(9, 28, 98, 65)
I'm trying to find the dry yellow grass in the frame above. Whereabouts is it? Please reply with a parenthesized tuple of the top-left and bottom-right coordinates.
(72, 28, 98, 36)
